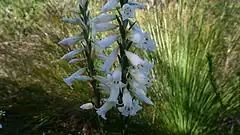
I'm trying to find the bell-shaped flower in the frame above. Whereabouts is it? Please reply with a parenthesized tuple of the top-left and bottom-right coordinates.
(100, 0, 119, 13)
(96, 101, 115, 119)
(91, 14, 116, 24)
(58, 35, 84, 46)
(118, 88, 133, 116)
(121, 4, 136, 20)
(69, 58, 87, 64)
(96, 35, 118, 52)
(80, 103, 94, 110)
(92, 23, 118, 37)
(61, 48, 85, 61)
(129, 30, 156, 51)
(99, 47, 119, 73)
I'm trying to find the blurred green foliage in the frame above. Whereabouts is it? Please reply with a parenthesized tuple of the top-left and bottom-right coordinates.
(0, 0, 239, 135)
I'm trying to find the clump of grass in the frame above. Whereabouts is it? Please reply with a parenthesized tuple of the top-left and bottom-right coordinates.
(144, 0, 239, 134)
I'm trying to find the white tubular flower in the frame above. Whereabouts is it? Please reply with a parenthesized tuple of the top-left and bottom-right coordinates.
(92, 23, 118, 37)
(0, 124, 2, 129)
(130, 100, 142, 116)
(80, 103, 94, 109)
(91, 14, 116, 24)
(58, 35, 83, 46)
(108, 82, 120, 103)
(61, 18, 78, 24)
(111, 67, 122, 81)
(69, 58, 87, 64)
(100, 0, 119, 13)
(63, 68, 91, 86)
(131, 87, 153, 105)
(107, 68, 125, 102)
(100, 47, 119, 73)
(118, 88, 133, 116)
(60, 48, 84, 61)
(97, 54, 108, 61)
(96, 35, 118, 52)
(131, 71, 150, 86)
(96, 101, 115, 119)
(121, 4, 136, 20)
(125, 51, 154, 76)
(125, 50, 144, 65)
(129, 30, 156, 51)
(128, 1, 145, 9)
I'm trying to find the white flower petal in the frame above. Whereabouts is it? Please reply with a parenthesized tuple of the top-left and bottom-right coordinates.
(69, 58, 86, 64)
(118, 88, 133, 116)
(112, 68, 122, 81)
(80, 103, 94, 109)
(128, 2, 145, 9)
(100, 47, 119, 72)
(96, 101, 115, 119)
(132, 88, 153, 105)
(95, 23, 118, 32)
(100, 0, 119, 13)
(130, 100, 142, 116)
(91, 14, 116, 24)
(108, 83, 120, 103)
(61, 48, 84, 61)
(96, 35, 118, 51)
(136, 38, 156, 51)
(58, 36, 83, 46)
(121, 4, 136, 20)
(125, 51, 144, 65)
(74, 76, 92, 81)
(63, 68, 87, 85)
(0, 124, 2, 129)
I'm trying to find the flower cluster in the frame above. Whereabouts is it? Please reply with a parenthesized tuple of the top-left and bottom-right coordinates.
(58, 0, 156, 120)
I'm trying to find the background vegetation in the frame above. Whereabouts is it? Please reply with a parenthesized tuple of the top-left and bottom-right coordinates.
(0, 0, 239, 134)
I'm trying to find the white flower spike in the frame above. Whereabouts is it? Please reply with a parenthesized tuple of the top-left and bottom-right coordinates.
(80, 103, 94, 109)
(100, 0, 119, 13)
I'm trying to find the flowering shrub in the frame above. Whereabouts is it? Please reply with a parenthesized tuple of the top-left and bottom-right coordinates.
(59, 0, 156, 120)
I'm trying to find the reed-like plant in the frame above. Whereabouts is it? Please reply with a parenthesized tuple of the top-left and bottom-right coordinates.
(145, 0, 239, 134)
